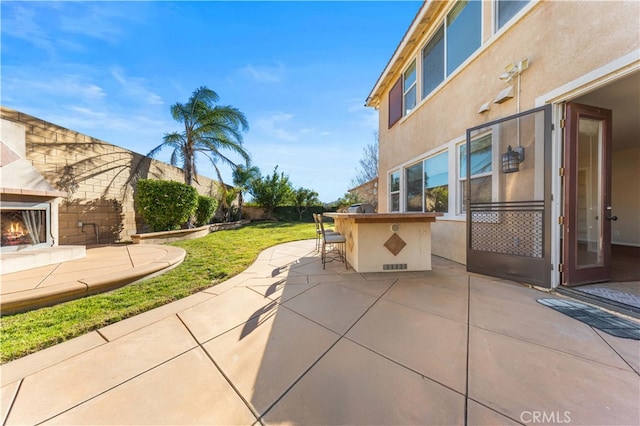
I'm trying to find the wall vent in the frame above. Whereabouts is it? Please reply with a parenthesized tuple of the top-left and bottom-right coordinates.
(383, 263, 407, 271)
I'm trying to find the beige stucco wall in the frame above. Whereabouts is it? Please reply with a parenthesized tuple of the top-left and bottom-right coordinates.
(431, 219, 466, 264)
(374, 0, 640, 263)
(1, 107, 222, 245)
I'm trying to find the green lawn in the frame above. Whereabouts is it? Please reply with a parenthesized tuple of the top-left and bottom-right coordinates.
(0, 221, 315, 364)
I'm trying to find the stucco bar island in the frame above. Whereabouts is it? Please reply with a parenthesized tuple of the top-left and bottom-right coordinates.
(324, 212, 438, 273)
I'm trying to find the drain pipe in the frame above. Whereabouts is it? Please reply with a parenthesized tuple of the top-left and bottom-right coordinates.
(78, 221, 100, 245)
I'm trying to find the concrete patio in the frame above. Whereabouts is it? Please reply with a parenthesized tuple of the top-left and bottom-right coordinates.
(1, 239, 639, 425)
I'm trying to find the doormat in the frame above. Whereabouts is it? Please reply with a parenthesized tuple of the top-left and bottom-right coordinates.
(574, 287, 640, 310)
(537, 298, 640, 340)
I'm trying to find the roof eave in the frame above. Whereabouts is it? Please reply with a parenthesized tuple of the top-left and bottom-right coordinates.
(365, 1, 441, 108)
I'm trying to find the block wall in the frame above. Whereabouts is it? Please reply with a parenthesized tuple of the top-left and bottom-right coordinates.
(1, 107, 222, 245)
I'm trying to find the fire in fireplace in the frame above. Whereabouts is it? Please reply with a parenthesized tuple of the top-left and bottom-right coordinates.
(1, 203, 50, 250)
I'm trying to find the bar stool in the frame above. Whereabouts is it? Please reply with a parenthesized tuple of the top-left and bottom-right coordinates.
(312, 213, 340, 252)
(317, 214, 347, 269)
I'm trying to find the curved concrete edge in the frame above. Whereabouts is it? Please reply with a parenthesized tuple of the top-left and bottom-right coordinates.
(0, 246, 186, 316)
(1, 284, 89, 316)
(131, 220, 250, 244)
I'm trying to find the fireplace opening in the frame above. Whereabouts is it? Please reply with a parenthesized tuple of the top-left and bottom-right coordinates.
(1, 203, 50, 251)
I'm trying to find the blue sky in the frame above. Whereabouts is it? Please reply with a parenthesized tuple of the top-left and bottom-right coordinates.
(1, 1, 422, 202)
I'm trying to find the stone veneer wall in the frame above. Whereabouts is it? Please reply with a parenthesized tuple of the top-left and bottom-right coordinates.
(1, 107, 222, 245)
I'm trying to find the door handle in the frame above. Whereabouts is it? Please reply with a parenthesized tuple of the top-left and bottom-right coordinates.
(606, 215, 618, 221)
(605, 206, 617, 221)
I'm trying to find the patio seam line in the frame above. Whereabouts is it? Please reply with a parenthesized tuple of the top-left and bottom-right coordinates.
(470, 324, 637, 373)
(378, 297, 470, 327)
(258, 278, 401, 423)
(33, 263, 61, 290)
(466, 396, 526, 425)
(277, 278, 399, 338)
(125, 246, 135, 268)
(174, 312, 261, 422)
(94, 328, 110, 343)
(339, 334, 467, 398)
(36, 344, 197, 425)
(175, 296, 281, 347)
(245, 281, 322, 304)
(593, 328, 640, 376)
(255, 319, 343, 423)
(464, 274, 471, 426)
(2, 377, 23, 425)
(185, 304, 282, 350)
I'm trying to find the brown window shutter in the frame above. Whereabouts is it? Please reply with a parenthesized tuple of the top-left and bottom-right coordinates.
(388, 77, 402, 128)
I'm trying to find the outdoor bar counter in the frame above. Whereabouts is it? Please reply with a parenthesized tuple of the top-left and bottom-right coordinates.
(323, 212, 438, 273)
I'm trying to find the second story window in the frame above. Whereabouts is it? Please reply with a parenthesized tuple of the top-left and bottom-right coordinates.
(496, 0, 530, 30)
(421, 0, 481, 99)
(403, 60, 417, 115)
(422, 25, 445, 98)
(446, 0, 482, 75)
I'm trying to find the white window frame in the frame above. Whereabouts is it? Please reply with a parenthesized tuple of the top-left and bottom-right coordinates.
(404, 161, 424, 212)
(385, 136, 464, 218)
(423, 150, 450, 214)
(403, 60, 417, 116)
(494, 0, 531, 33)
(389, 170, 401, 212)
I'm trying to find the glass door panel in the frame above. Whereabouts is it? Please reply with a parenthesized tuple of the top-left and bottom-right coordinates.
(576, 118, 603, 268)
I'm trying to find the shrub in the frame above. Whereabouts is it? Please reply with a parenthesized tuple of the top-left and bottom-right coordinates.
(195, 195, 218, 226)
(273, 206, 324, 222)
(136, 179, 198, 231)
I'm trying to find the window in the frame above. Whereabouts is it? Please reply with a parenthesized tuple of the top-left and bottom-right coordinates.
(496, 0, 530, 30)
(389, 171, 400, 212)
(421, 25, 445, 98)
(446, 0, 482, 75)
(459, 133, 493, 213)
(388, 77, 403, 128)
(421, 0, 481, 99)
(424, 152, 449, 213)
(405, 162, 423, 211)
(403, 60, 417, 115)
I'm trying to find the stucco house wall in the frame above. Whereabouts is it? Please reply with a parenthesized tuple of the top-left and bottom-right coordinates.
(1, 106, 222, 245)
(369, 0, 639, 264)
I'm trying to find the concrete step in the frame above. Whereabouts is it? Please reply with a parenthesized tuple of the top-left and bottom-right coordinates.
(1, 245, 86, 274)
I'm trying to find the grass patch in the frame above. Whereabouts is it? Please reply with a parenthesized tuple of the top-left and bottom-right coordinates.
(0, 221, 315, 364)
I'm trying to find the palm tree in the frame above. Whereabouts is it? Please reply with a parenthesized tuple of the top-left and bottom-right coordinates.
(232, 163, 261, 220)
(148, 86, 250, 186)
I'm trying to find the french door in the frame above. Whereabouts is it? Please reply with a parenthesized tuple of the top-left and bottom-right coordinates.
(563, 102, 613, 285)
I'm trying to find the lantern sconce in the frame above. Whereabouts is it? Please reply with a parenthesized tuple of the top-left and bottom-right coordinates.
(502, 145, 525, 173)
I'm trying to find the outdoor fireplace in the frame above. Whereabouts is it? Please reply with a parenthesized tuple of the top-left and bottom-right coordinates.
(1, 116, 85, 273)
(0, 202, 51, 252)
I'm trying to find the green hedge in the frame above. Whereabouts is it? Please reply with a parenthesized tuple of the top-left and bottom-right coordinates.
(195, 195, 218, 226)
(272, 206, 327, 222)
(135, 179, 198, 231)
